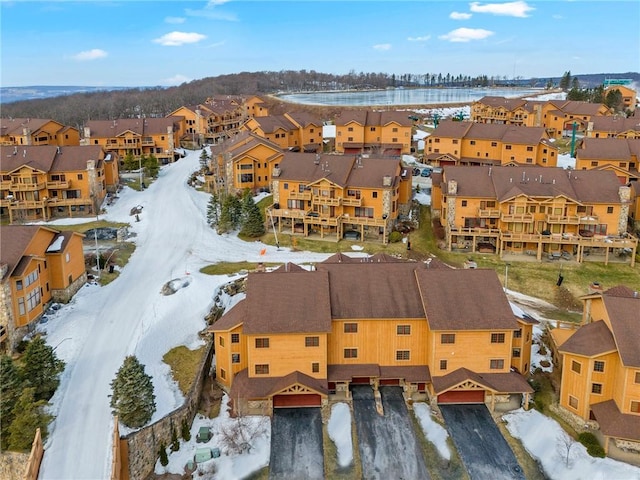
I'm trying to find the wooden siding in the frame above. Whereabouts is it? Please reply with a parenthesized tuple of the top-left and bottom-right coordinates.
(247, 333, 328, 379)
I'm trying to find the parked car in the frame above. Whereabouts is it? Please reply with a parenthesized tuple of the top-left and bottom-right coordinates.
(420, 168, 432, 177)
(343, 230, 361, 240)
(412, 168, 421, 176)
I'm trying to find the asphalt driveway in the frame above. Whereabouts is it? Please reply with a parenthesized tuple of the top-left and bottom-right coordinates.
(269, 407, 324, 480)
(351, 385, 430, 480)
(439, 404, 525, 480)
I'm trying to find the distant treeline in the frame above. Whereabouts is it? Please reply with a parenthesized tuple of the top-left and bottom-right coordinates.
(1, 70, 637, 129)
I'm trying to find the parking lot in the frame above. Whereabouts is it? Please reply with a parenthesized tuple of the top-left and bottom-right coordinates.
(351, 385, 430, 479)
(269, 407, 324, 480)
(439, 404, 526, 480)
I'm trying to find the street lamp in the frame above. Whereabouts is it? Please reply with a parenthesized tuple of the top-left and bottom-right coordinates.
(138, 155, 144, 190)
(504, 262, 511, 291)
(104, 248, 119, 272)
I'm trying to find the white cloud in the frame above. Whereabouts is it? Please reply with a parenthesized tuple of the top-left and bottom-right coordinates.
(72, 49, 108, 61)
(469, 1, 534, 17)
(161, 74, 191, 86)
(153, 31, 207, 47)
(165, 16, 185, 24)
(450, 11, 472, 20)
(373, 43, 391, 51)
(439, 27, 494, 42)
(407, 35, 431, 42)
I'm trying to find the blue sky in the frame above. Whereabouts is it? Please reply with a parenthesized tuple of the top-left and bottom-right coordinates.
(1, 0, 639, 87)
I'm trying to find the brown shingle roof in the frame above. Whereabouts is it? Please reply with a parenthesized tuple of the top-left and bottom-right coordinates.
(209, 300, 245, 331)
(432, 367, 533, 394)
(229, 369, 328, 400)
(591, 400, 640, 442)
(50, 145, 106, 171)
(589, 116, 640, 134)
(316, 262, 428, 319)
(85, 117, 180, 138)
(379, 365, 431, 382)
(1, 145, 57, 173)
(416, 269, 518, 331)
(0, 118, 61, 136)
(558, 320, 617, 357)
(603, 294, 640, 367)
(327, 364, 381, 381)
(242, 270, 332, 334)
(577, 138, 634, 161)
(251, 115, 296, 134)
(0, 225, 57, 279)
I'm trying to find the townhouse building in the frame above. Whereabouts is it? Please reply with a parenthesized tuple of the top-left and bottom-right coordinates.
(243, 111, 324, 153)
(431, 165, 638, 264)
(471, 96, 613, 138)
(333, 110, 413, 156)
(603, 85, 637, 112)
(82, 117, 183, 165)
(210, 259, 534, 415)
(1, 225, 86, 352)
(0, 117, 80, 146)
(557, 285, 640, 455)
(0, 145, 118, 223)
(205, 131, 285, 195)
(425, 120, 558, 167)
(586, 116, 640, 139)
(269, 152, 412, 243)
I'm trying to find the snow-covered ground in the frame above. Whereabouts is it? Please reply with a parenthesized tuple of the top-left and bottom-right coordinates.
(33, 144, 639, 479)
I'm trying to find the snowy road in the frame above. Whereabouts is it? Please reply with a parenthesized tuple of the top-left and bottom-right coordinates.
(38, 151, 331, 479)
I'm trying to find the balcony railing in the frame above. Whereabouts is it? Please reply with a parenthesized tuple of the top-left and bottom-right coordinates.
(450, 226, 501, 235)
(546, 214, 581, 224)
(47, 180, 70, 189)
(9, 200, 47, 209)
(306, 215, 342, 226)
(0, 181, 12, 190)
(288, 191, 312, 201)
(314, 196, 341, 206)
(47, 197, 91, 206)
(269, 207, 310, 219)
(501, 213, 534, 223)
(10, 181, 46, 191)
(344, 215, 387, 227)
(578, 216, 600, 225)
(478, 208, 500, 218)
(342, 197, 362, 207)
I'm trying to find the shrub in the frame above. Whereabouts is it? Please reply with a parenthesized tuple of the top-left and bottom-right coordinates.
(578, 432, 605, 458)
(181, 419, 192, 441)
(159, 442, 169, 466)
(388, 231, 403, 243)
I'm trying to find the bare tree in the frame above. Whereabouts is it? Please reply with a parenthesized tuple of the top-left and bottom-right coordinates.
(557, 432, 577, 468)
(218, 400, 269, 455)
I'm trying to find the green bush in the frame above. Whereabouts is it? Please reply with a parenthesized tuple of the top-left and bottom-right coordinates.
(389, 231, 403, 243)
(578, 432, 605, 458)
(159, 442, 169, 466)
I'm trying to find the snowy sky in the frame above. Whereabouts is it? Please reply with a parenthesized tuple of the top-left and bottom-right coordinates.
(1, 1, 638, 87)
(34, 148, 637, 479)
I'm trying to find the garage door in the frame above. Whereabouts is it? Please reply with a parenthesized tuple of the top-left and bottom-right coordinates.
(273, 394, 321, 408)
(380, 379, 400, 386)
(438, 390, 485, 404)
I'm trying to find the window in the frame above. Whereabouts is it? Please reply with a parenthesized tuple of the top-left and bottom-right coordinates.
(593, 361, 604, 373)
(571, 360, 582, 374)
(490, 359, 504, 370)
(255, 364, 269, 375)
(491, 333, 505, 343)
(231, 333, 240, 343)
(470, 140, 476, 145)
(232, 353, 240, 364)
(312, 362, 320, 373)
(513, 329, 522, 338)
(397, 325, 411, 335)
(635, 372, 640, 384)
(506, 145, 512, 150)
(632, 401, 640, 413)
(18, 298, 25, 315)
(491, 142, 497, 147)
(255, 338, 270, 348)
(284, 183, 289, 190)
(591, 383, 602, 394)
(344, 348, 358, 359)
(512, 348, 521, 358)
(569, 395, 578, 409)
(77, 174, 83, 180)
(372, 192, 378, 198)
(16, 280, 23, 291)
(219, 336, 224, 347)
(439, 360, 447, 370)
(396, 350, 410, 361)
(305, 336, 319, 347)
(441, 334, 456, 344)
(461, 200, 467, 207)
(27, 289, 40, 311)
(220, 369, 226, 380)
(607, 206, 613, 214)
(344, 323, 358, 333)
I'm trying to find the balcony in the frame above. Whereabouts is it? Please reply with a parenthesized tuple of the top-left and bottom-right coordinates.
(0, 180, 12, 190)
(9, 199, 47, 209)
(342, 197, 362, 207)
(306, 215, 342, 226)
(47, 180, 70, 189)
(578, 216, 599, 225)
(314, 196, 341, 206)
(288, 191, 311, 201)
(10, 181, 46, 191)
(47, 197, 91, 206)
(478, 208, 500, 218)
(546, 214, 581, 224)
(345, 216, 387, 227)
(501, 213, 534, 223)
(269, 207, 311, 219)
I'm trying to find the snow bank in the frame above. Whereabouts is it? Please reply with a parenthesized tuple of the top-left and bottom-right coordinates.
(327, 402, 354, 467)
(413, 403, 451, 460)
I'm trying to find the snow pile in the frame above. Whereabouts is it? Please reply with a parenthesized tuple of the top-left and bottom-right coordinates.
(155, 394, 270, 479)
(531, 325, 553, 373)
(327, 402, 354, 467)
(414, 191, 431, 206)
(413, 403, 451, 460)
(503, 409, 640, 480)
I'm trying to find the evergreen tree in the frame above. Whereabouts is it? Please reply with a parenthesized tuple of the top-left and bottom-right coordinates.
(7, 387, 52, 451)
(181, 419, 191, 441)
(218, 194, 243, 233)
(199, 148, 210, 172)
(144, 154, 160, 178)
(170, 423, 180, 452)
(20, 336, 65, 402)
(1, 355, 24, 450)
(123, 151, 138, 171)
(240, 192, 265, 237)
(559, 71, 572, 91)
(158, 442, 169, 467)
(571, 77, 580, 89)
(207, 192, 220, 228)
(605, 89, 623, 111)
(109, 355, 156, 428)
